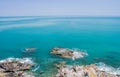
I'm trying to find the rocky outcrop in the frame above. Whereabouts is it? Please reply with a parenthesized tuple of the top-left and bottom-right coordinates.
(51, 47, 88, 60)
(0, 58, 35, 77)
(55, 64, 120, 77)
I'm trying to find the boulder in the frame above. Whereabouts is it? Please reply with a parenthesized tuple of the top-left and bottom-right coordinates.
(51, 47, 88, 60)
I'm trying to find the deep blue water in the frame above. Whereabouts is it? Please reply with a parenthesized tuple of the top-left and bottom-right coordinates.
(0, 16, 120, 76)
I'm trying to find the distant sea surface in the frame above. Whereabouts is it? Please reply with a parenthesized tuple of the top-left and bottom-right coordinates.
(0, 16, 120, 75)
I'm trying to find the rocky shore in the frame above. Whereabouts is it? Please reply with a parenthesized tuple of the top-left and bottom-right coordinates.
(55, 64, 120, 77)
(0, 48, 119, 77)
(0, 58, 35, 77)
(51, 47, 88, 60)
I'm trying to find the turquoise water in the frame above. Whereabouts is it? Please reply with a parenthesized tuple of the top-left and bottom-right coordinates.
(0, 16, 120, 76)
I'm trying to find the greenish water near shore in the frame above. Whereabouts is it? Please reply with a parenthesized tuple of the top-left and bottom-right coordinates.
(0, 16, 120, 76)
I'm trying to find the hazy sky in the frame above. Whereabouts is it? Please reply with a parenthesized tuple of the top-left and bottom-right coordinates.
(0, 0, 120, 16)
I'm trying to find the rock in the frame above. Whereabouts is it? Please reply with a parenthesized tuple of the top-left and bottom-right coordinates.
(54, 61, 66, 68)
(0, 58, 33, 72)
(55, 64, 119, 77)
(0, 58, 35, 77)
(39, 71, 44, 75)
(23, 48, 37, 52)
(0, 72, 5, 77)
(22, 72, 35, 77)
(51, 47, 88, 60)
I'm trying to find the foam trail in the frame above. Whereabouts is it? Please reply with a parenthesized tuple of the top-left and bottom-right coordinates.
(32, 65, 40, 72)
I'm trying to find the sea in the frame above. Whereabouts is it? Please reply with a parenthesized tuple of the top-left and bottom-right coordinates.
(0, 16, 120, 76)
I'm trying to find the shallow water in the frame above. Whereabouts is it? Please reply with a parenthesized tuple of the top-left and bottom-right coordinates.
(0, 16, 120, 76)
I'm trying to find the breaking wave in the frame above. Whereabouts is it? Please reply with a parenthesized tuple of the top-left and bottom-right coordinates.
(0, 57, 34, 64)
(0, 57, 38, 77)
(96, 62, 120, 75)
(68, 48, 88, 57)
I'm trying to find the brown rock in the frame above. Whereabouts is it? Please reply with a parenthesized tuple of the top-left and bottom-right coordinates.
(51, 47, 87, 60)
(55, 64, 118, 77)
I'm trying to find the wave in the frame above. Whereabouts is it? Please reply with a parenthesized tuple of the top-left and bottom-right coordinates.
(32, 65, 40, 72)
(0, 57, 34, 64)
(95, 62, 120, 75)
(0, 57, 37, 77)
(0, 17, 39, 22)
(0, 57, 40, 72)
(0, 21, 56, 31)
(67, 48, 88, 59)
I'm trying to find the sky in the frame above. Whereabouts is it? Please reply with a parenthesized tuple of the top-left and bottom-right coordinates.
(0, 0, 120, 16)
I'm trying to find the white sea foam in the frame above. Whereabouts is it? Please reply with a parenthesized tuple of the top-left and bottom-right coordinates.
(72, 51, 88, 60)
(68, 48, 88, 60)
(0, 57, 34, 64)
(32, 65, 40, 72)
(96, 62, 120, 75)
(0, 57, 38, 77)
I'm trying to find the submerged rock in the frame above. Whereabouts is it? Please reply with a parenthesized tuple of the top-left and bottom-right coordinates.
(51, 47, 88, 60)
(23, 48, 37, 52)
(55, 63, 120, 77)
(0, 58, 35, 77)
(54, 61, 67, 68)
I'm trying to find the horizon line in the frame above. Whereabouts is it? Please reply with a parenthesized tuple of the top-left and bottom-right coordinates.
(0, 15, 120, 17)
